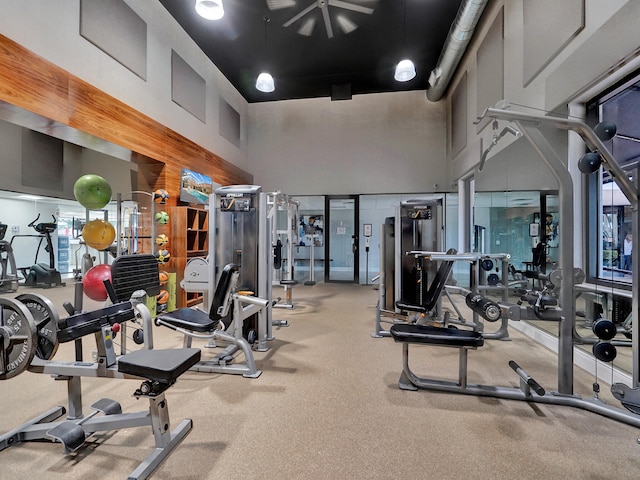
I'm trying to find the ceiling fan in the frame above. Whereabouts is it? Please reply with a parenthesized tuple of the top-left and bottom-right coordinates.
(273, 0, 375, 39)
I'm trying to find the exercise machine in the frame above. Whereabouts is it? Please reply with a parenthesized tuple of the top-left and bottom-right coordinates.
(269, 191, 299, 310)
(208, 185, 277, 351)
(11, 214, 65, 288)
(373, 199, 444, 337)
(157, 262, 267, 378)
(0, 222, 18, 292)
(0, 254, 200, 479)
(387, 103, 640, 429)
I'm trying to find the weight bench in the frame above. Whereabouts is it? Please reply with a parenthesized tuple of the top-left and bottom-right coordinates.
(155, 263, 267, 378)
(1, 254, 201, 479)
(390, 321, 546, 399)
(390, 323, 484, 391)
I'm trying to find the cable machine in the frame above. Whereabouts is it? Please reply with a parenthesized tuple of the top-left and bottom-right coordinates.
(406, 103, 640, 427)
(268, 191, 299, 310)
(208, 185, 273, 351)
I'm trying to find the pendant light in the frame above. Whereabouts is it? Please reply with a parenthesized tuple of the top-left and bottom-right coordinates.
(394, 0, 416, 82)
(256, 17, 276, 93)
(256, 72, 275, 93)
(195, 0, 224, 21)
(395, 59, 416, 82)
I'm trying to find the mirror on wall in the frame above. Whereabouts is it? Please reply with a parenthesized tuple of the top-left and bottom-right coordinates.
(0, 190, 118, 278)
(0, 100, 142, 284)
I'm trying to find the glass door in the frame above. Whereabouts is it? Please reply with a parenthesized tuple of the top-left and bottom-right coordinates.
(325, 196, 359, 282)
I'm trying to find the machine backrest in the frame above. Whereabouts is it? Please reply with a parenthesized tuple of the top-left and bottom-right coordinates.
(532, 242, 546, 267)
(423, 248, 457, 311)
(111, 254, 161, 302)
(209, 263, 240, 322)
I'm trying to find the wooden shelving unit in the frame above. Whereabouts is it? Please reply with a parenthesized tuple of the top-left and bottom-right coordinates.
(170, 206, 209, 308)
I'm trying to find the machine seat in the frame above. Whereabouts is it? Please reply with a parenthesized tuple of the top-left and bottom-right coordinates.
(156, 308, 216, 332)
(118, 348, 201, 383)
(156, 263, 239, 333)
(390, 324, 484, 348)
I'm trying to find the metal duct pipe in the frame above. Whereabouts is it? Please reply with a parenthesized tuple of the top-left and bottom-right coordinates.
(426, 0, 489, 102)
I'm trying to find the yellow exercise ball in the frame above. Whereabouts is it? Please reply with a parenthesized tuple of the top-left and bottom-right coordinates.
(82, 219, 116, 250)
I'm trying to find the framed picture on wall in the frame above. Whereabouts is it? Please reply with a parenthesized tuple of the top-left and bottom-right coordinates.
(299, 215, 324, 247)
(545, 212, 559, 248)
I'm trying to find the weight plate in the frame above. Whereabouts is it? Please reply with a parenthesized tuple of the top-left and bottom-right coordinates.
(16, 293, 60, 360)
(132, 328, 144, 345)
(487, 273, 500, 286)
(593, 341, 617, 363)
(592, 318, 616, 341)
(480, 259, 494, 271)
(548, 270, 562, 289)
(0, 297, 37, 380)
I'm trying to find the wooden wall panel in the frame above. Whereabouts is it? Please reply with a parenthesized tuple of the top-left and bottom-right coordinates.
(206, 151, 252, 186)
(0, 36, 68, 124)
(68, 78, 169, 163)
(0, 34, 252, 203)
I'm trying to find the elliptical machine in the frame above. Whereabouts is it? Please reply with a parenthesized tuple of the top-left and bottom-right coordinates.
(0, 222, 19, 292)
(12, 214, 65, 288)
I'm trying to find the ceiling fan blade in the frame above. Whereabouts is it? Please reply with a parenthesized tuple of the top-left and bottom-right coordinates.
(321, 5, 334, 38)
(335, 15, 357, 34)
(266, 0, 296, 10)
(328, 0, 374, 15)
(283, 3, 317, 27)
(298, 17, 317, 36)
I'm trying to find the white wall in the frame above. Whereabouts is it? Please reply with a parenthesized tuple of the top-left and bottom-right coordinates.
(0, 0, 249, 172)
(447, 0, 637, 182)
(248, 90, 447, 195)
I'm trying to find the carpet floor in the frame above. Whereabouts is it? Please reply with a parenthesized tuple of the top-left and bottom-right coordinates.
(1, 281, 640, 479)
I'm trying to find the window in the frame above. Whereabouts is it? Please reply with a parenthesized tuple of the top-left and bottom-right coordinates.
(585, 73, 640, 286)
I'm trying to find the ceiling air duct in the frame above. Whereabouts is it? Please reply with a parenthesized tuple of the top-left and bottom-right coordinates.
(426, 0, 488, 102)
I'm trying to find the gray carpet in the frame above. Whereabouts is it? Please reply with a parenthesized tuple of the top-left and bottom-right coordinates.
(1, 282, 640, 479)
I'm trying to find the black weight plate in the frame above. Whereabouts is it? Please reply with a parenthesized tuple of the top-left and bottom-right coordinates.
(16, 293, 59, 360)
(0, 297, 37, 380)
(487, 273, 500, 286)
(592, 318, 616, 341)
(132, 328, 144, 345)
(481, 259, 494, 271)
(593, 341, 617, 363)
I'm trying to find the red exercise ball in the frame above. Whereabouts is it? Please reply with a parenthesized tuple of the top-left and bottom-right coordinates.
(82, 264, 112, 301)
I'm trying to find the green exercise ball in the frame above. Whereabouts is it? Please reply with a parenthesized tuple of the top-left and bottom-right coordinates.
(74, 174, 112, 210)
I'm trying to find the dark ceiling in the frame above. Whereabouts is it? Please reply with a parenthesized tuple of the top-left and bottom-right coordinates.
(159, 0, 464, 103)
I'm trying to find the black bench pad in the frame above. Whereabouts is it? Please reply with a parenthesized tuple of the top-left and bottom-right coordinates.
(395, 300, 427, 313)
(390, 324, 484, 348)
(157, 308, 216, 333)
(58, 302, 135, 343)
(118, 348, 201, 383)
